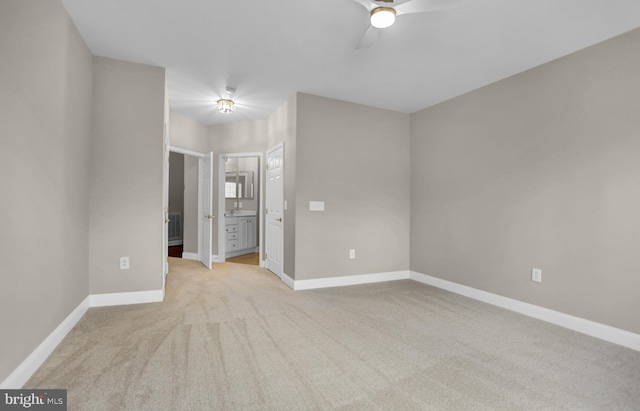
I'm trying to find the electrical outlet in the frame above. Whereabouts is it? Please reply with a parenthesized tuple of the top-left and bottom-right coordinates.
(532, 268, 542, 283)
(120, 257, 130, 270)
(349, 249, 356, 259)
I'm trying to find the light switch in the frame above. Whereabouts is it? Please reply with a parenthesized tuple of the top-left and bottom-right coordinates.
(532, 268, 542, 283)
(309, 201, 325, 211)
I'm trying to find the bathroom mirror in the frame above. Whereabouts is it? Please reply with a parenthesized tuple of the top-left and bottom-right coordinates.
(225, 171, 254, 199)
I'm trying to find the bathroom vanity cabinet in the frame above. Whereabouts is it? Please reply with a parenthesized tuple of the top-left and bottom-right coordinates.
(225, 216, 257, 256)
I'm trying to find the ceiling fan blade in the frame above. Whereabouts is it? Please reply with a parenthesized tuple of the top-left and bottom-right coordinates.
(355, 26, 379, 49)
(394, 0, 462, 16)
(352, 0, 374, 12)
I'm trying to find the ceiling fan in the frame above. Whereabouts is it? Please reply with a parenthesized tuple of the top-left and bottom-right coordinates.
(352, 0, 462, 48)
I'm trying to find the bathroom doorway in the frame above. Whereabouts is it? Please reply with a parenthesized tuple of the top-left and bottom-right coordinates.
(218, 152, 264, 266)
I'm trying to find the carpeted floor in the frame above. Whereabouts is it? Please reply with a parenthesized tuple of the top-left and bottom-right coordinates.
(26, 258, 640, 410)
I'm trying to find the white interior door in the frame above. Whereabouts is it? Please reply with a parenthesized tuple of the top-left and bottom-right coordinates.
(198, 152, 214, 269)
(266, 144, 284, 277)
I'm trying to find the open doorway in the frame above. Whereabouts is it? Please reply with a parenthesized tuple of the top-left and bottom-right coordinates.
(168, 146, 213, 269)
(167, 152, 185, 258)
(218, 152, 264, 266)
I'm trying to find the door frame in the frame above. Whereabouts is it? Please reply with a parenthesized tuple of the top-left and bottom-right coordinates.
(168, 145, 212, 268)
(217, 152, 264, 265)
(163, 123, 169, 292)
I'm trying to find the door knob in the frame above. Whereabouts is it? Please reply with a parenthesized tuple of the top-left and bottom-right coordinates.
(205, 215, 215, 219)
(165, 218, 170, 223)
(275, 217, 282, 222)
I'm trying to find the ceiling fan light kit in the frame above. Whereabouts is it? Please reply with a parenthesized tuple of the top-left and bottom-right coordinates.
(370, 7, 396, 28)
(354, 0, 462, 48)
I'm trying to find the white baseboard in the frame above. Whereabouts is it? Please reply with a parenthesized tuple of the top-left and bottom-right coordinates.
(293, 270, 410, 291)
(182, 252, 199, 260)
(90, 289, 164, 307)
(0, 296, 90, 389)
(212, 254, 221, 263)
(410, 271, 640, 352)
(5, 270, 637, 392)
(281, 272, 295, 289)
(2, 289, 164, 388)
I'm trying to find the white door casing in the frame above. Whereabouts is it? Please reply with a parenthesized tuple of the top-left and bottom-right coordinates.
(217, 154, 226, 262)
(198, 152, 214, 269)
(265, 144, 284, 278)
(163, 123, 170, 287)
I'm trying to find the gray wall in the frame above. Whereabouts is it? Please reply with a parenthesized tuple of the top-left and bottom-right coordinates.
(0, 0, 92, 382)
(170, 111, 209, 153)
(89, 56, 165, 294)
(410, 28, 640, 334)
(295, 93, 411, 280)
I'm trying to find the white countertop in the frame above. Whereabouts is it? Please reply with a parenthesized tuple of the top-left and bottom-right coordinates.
(224, 211, 257, 217)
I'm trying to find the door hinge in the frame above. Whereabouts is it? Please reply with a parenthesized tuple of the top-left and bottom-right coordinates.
(265, 208, 268, 214)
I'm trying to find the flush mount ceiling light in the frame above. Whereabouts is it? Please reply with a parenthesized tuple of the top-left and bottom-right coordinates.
(370, 7, 396, 29)
(217, 99, 234, 113)
(217, 86, 237, 114)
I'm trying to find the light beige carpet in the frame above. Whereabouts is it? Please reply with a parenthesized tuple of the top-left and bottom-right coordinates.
(26, 258, 640, 410)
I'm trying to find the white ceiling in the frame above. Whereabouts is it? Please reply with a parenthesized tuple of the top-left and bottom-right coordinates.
(62, 0, 640, 126)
